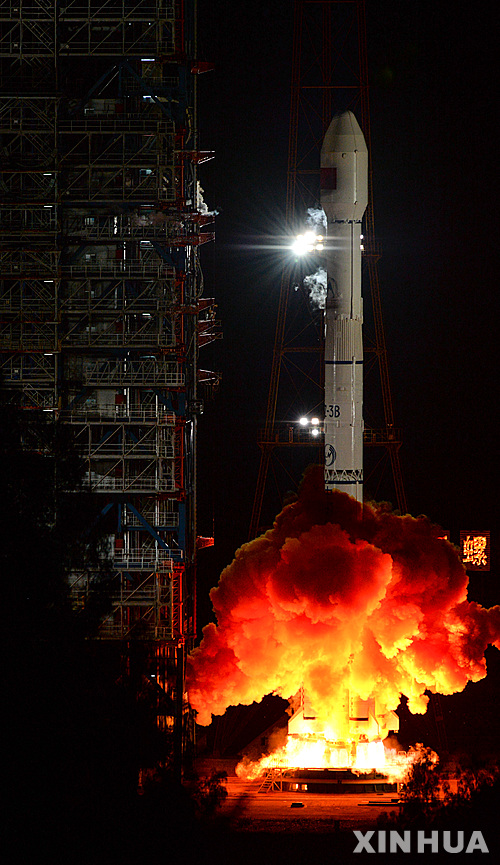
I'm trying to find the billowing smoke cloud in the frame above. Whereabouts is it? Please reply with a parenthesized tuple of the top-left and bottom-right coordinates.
(187, 467, 500, 728)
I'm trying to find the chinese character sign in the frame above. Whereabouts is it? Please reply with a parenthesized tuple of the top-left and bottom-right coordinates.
(460, 531, 491, 571)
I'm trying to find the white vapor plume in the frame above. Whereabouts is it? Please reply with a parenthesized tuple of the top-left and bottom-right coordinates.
(304, 267, 327, 309)
(196, 182, 219, 216)
(303, 208, 327, 307)
(306, 207, 327, 232)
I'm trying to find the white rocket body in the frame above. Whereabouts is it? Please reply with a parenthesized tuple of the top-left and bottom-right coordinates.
(320, 112, 368, 501)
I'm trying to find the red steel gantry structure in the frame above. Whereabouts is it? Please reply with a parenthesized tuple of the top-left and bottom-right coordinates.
(249, 0, 406, 538)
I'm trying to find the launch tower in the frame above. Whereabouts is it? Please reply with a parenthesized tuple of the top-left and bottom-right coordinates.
(0, 0, 217, 763)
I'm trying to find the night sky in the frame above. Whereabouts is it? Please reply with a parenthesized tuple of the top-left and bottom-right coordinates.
(194, 1, 498, 628)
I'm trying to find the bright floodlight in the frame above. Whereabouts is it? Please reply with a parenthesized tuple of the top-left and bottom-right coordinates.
(311, 427, 320, 437)
(292, 229, 324, 256)
(311, 417, 320, 425)
(292, 234, 308, 256)
(299, 416, 309, 426)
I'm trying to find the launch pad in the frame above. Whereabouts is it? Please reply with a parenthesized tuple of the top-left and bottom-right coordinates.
(260, 767, 398, 795)
(208, 765, 403, 838)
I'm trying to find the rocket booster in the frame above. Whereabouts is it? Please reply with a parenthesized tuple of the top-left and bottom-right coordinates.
(320, 111, 368, 501)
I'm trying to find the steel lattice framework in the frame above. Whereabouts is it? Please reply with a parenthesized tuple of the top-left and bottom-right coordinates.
(0, 0, 219, 764)
(249, 0, 406, 538)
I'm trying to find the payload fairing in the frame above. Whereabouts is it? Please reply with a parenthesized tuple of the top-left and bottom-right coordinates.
(320, 111, 368, 502)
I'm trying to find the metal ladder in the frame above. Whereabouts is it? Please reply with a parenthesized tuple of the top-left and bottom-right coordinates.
(258, 767, 283, 793)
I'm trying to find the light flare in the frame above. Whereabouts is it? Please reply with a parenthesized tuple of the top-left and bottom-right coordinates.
(292, 230, 324, 255)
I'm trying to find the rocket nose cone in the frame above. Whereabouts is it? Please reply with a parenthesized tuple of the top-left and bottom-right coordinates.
(320, 110, 369, 219)
(321, 111, 367, 159)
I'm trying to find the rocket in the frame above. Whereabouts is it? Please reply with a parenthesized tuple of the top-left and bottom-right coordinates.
(320, 111, 368, 502)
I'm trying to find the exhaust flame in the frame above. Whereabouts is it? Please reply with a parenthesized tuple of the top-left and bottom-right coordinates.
(188, 467, 500, 768)
(237, 738, 414, 782)
(237, 740, 437, 783)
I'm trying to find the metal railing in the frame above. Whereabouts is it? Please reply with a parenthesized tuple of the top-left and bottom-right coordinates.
(95, 620, 173, 640)
(112, 555, 175, 572)
(0, 298, 57, 313)
(122, 512, 179, 529)
(85, 474, 175, 493)
(83, 361, 183, 387)
(85, 443, 174, 458)
(59, 117, 171, 132)
(62, 332, 176, 348)
(0, 334, 57, 350)
(62, 407, 176, 424)
(64, 221, 172, 241)
(60, 298, 174, 313)
(61, 262, 172, 278)
(57, 0, 170, 18)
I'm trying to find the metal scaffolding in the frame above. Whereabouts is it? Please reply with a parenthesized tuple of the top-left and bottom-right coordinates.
(0, 0, 218, 763)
